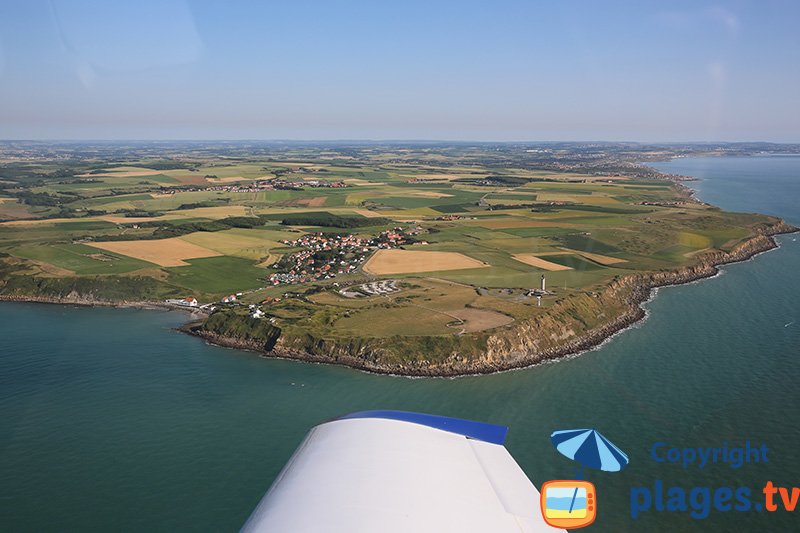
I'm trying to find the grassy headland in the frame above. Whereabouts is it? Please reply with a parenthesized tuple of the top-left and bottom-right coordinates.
(0, 142, 796, 375)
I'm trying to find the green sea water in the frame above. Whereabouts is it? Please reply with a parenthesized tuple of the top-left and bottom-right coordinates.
(1, 156, 799, 532)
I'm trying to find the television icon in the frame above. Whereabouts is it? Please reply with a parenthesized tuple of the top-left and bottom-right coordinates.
(540, 480, 596, 529)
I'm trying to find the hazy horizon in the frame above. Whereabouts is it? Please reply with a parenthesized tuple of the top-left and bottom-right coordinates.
(2, 138, 799, 145)
(1, 1, 798, 142)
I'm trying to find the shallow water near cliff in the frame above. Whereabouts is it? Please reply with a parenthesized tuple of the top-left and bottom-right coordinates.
(2, 156, 799, 531)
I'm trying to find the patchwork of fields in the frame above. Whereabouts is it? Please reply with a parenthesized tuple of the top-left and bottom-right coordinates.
(0, 153, 781, 343)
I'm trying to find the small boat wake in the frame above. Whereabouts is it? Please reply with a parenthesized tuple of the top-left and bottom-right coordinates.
(785, 321, 795, 328)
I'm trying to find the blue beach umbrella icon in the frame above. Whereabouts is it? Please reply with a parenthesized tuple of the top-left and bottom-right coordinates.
(551, 428, 629, 473)
(550, 428, 629, 514)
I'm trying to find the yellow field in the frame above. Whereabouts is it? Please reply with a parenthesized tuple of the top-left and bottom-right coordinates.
(376, 208, 441, 218)
(353, 209, 391, 218)
(410, 191, 453, 198)
(497, 190, 542, 196)
(536, 193, 578, 202)
(2, 206, 255, 227)
(86, 238, 221, 267)
(78, 168, 163, 178)
(511, 254, 573, 271)
(85, 166, 149, 172)
(161, 172, 210, 185)
(343, 178, 385, 186)
(100, 215, 164, 224)
(180, 230, 280, 259)
(363, 249, 487, 275)
(206, 175, 249, 183)
(561, 248, 627, 265)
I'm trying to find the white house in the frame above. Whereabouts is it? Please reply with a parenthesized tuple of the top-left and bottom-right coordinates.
(166, 297, 198, 307)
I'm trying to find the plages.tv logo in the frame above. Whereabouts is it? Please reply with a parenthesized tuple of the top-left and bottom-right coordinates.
(541, 428, 629, 529)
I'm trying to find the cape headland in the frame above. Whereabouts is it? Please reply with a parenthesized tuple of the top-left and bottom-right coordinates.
(183, 220, 796, 376)
(1, 142, 798, 376)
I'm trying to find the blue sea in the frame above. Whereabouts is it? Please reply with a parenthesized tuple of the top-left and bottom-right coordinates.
(1, 155, 799, 531)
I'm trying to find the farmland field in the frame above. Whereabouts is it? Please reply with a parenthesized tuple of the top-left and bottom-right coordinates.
(363, 249, 487, 275)
(11, 243, 156, 275)
(87, 238, 221, 267)
(511, 253, 573, 271)
(168, 257, 267, 294)
(180, 229, 280, 260)
(0, 142, 789, 370)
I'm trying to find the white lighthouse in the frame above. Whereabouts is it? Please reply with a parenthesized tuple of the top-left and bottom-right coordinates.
(540, 274, 546, 292)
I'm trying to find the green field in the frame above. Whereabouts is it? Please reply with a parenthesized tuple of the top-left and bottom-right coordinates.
(11, 243, 155, 275)
(167, 257, 268, 295)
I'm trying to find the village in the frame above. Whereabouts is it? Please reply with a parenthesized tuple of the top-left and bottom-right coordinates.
(165, 226, 423, 319)
(269, 226, 421, 286)
(156, 177, 348, 196)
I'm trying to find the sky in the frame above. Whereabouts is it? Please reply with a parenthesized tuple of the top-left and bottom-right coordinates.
(0, 0, 798, 142)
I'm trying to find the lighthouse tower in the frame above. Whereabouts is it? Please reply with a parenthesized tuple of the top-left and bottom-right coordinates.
(540, 274, 546, 292)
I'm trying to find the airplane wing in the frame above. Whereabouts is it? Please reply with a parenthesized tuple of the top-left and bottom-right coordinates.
(241, 410, 560, 532)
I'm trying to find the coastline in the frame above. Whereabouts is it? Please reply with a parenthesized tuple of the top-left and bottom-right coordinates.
(182, 219, 798, 377)
(2, 221, 796, 378)
(0, 293, 209, 318)
(0, 220, 800, 377)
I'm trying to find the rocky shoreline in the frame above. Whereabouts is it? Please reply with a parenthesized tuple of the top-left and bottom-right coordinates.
(185, 220, 798, 377)
(0, 292, 208, 317)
